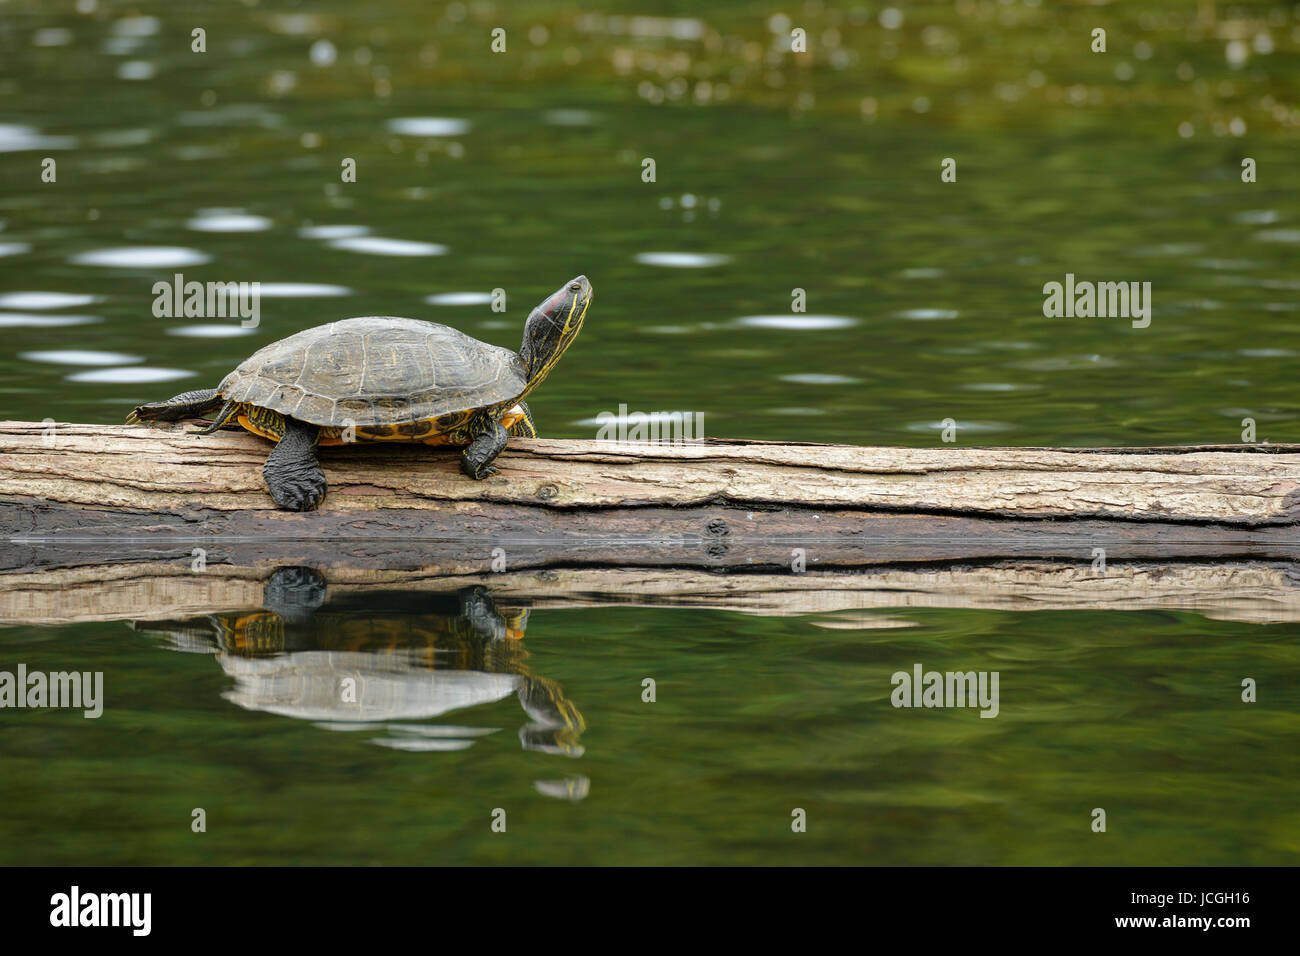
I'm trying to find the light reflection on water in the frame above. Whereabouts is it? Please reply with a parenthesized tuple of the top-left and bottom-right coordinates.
(324, 236, 449, 256)
(20, 350, 143, 366)
(65, 366, 193, 383)
(69, 247, 211, 268)
(254, 283, 352, 297)
(386, 117, 471, 137)
(0, 292, 101, 309)
(425, 292, 495, 306)
(165, 324, 257, 338)
(185, 210, 274, 233)
(0, 313, 99, 328)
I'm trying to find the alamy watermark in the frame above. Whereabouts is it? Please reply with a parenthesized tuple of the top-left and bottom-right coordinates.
(152, 272, 260, 327)
(891, 663, 999, 718)
(49, 886, 150, 935)
(0, 664, 103, 718)
(594, 403, 704, 443)
(1043, 273, 1151, 328)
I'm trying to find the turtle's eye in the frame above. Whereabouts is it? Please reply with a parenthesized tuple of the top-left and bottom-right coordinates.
(568, 282, 581, 292)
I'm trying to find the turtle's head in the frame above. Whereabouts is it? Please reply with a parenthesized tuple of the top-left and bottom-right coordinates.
(520, 275, 591, 386)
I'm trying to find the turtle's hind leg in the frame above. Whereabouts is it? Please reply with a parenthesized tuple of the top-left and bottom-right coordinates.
(126, 388, 222, 425)
(263, 418, 327, 511)
(262, 566, 328, 623)
(506, 401, 538, 438)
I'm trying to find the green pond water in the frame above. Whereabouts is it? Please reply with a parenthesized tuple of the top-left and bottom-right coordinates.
(1, 0, 1299, 865)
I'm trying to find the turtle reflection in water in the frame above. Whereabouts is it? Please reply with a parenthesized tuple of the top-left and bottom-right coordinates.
(131, 568, 586, 759)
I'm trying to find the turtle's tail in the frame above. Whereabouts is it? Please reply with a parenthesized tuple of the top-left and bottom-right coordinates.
(192, 401, 240, 435)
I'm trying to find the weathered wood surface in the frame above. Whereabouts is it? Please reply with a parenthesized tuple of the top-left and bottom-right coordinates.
(2, 562, 1298, 625)
(3, 422, 1300, 581)
(4, 421, 1300, 523)
(5, 500, 1300, 573)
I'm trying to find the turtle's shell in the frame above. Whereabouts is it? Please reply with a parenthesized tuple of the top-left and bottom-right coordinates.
(217, 317, 528, 427)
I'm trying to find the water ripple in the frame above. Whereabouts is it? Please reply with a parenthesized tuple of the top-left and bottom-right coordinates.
(736, 314, 858, 330)
(22, 350, 143, 366)
(165, 325, 257, 338)
(176, 105, 283, 129)
(117, 61, 156, 81)
(257, 282, 351, 297)
(67, 367, 194, 384)
(386, 117, 470, 137)
(32, 28, 74, 47)
(102, 36, 145, 56)
(91, 128, 156, 148)
(0, 123, 77, 153)
(544, 109, 600, 126)
(327, 237, 447, 256)
(299, 224, 369, 239)
(961, 382, 1041, 392)
(896, 308, 959, 320)
(186, 210, 273, 233)
(1254, 229, 1300, 244)
(386, 724, 497, 738)
(0, 292, 99, 309)
(370, 738, 475, 752)
(780, 373, 860, 384)
(1014, 354, 1121, 371)
(425, 292, 494, 306)
(0, 312, 100, 328)
(71, 246, 211, 268)
(110, 16, 160, 37)
(906, 420, 1011, 433)
(635, 251, 731, 268)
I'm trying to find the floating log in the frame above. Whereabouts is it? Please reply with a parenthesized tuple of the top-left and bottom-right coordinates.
(3, 419, 1299, 624)
(2, 421, 1299, 579)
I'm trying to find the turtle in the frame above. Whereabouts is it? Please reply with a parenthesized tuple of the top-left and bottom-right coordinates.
(127, 275, 591, 510)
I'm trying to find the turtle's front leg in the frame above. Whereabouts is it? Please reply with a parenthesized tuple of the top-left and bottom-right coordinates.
(126, 388, 221, 424)
(263, 418, 327, 511)
(461, 421, 509, 479)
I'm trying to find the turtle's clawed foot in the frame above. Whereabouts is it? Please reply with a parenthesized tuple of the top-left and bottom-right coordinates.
(263, 419, 326, 511)
(126, 401, 184, 424)
(265, 459, 327, 511)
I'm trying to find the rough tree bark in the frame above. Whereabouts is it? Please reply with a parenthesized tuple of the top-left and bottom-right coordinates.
(3, 421, 1300, 523)
(1, 421, 1298, 624)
